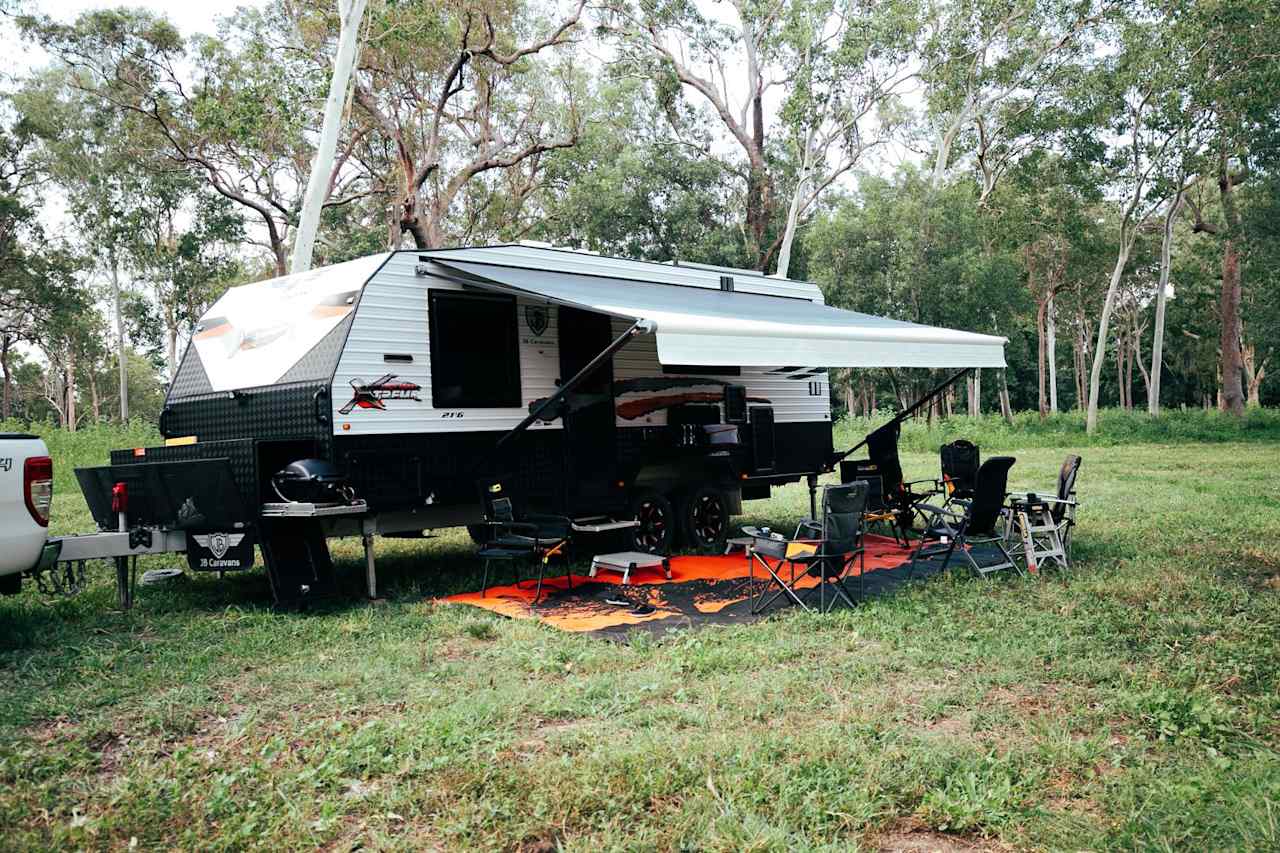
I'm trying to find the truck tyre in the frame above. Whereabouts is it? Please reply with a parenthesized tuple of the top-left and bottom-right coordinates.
(679, 485, 730, 550)
(631, 490, 675, 555)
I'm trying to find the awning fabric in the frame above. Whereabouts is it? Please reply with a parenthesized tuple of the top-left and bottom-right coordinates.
(432, 259, 1007, 369)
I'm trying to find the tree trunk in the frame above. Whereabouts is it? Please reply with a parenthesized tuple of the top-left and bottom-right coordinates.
(111, 252, 129, 422)
(1217, 161, 1246, 416)
(998, 369, 1013, 423)
(1047, 292, 1059, 413)
(1218, 236, 1246, 415)
(88, 370, 101, 423)
(1086, 235, 1134, 433)
(1149, 190, 1183, 415)
(291, 0, 368, 274)
(65, 346, 77, 432)
(1036, 296, 1048, 419)
(0, 334, 10, 420)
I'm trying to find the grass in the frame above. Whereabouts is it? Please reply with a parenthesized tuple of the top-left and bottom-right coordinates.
(1, 418, 1279, 850)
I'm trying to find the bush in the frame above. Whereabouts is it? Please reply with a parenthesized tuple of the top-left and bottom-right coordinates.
(0, 419, 162, 492)
(834, 407, 1280, 453)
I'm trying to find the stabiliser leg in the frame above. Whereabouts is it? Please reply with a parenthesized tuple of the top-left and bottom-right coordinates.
(114, 556, 132, 610)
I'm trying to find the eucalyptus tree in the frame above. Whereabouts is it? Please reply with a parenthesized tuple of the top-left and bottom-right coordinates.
(918, 0, 1112, 198)
(1077, 10, 1197, 433)
(601, 0, 785, 269)
(772, 0, 919, 278)
(0, 110, 48, 419)
(23, 6, 368, 276)
(1172, 0, 1280, 416)
(343, 0, 586, 250)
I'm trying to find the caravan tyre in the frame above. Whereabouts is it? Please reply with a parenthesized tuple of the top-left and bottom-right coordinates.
(630, 490, 675, 555)
(467, 524, 493, 546)
(680, 486, 730, 550)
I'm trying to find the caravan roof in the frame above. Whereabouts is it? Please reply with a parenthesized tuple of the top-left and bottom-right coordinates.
(180, 246, 1006, 395)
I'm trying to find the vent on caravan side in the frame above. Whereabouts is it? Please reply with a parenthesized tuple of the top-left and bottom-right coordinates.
(724, 384, 747, 424)
(750, 406, 776, 471)
(719, 275, 734, 292)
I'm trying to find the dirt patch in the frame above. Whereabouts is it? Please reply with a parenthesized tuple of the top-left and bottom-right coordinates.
(918, 715, 971, 740)
(507, 717, 591, 758)
(873, 820, 1011, 852)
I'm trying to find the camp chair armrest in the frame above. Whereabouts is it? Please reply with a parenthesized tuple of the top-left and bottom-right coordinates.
(794, 518, 822, 539)
(914, 503, 964, 523)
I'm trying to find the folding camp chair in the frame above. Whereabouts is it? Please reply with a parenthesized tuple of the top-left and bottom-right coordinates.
(1006, 454, 1081, 571)
(939, 439, 980, 506)
(748, 482, 868, 614)
(910, 457, 1018, 578)
(475, 478, 572, 603)
(841, 421, 937, 544)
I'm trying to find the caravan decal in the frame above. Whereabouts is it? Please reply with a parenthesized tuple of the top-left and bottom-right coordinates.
(524, 305, 549, 337)
(340, 373, 422, 414)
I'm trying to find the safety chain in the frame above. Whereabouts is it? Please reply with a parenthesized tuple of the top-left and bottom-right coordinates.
(33, 559, 89, 598)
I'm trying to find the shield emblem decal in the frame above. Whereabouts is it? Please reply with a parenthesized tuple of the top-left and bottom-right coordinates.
(209, 532, 229, 558)
(525, 305, 549, 337)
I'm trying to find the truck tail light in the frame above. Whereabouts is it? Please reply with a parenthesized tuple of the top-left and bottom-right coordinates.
(111, 482, 128, 514)
(24, 455, 52, 527)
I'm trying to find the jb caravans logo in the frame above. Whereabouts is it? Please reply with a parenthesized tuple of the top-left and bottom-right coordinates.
(193, 532, 244, 559)
(525, 305, 549, 337)
(340, 373, 422, 414)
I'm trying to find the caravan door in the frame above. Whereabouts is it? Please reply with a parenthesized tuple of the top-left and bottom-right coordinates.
(557, 306, 620, 512)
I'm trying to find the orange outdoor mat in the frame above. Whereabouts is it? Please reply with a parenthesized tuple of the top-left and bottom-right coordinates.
(439, 534, 920, 635)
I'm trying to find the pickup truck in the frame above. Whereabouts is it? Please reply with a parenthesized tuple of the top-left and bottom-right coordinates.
(0, 433, 54, 594)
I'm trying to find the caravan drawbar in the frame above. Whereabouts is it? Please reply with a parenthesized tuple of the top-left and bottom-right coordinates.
(66, 246, 1007, 606)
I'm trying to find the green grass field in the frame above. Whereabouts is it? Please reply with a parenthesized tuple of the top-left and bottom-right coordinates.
(2, 416, 1279, 850)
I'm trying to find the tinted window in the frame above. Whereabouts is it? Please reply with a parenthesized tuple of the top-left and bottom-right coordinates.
(429, 291, 521, 408)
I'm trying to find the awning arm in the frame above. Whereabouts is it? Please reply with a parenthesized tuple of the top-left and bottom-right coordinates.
(494, 319, 655, 454)
(833, 367, 974, 463)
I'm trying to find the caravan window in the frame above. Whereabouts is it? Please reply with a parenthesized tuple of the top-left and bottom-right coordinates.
(428, 291, 521, 408)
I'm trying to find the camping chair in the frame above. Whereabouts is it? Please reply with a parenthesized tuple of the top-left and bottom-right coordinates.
(475, 478, 572, 604)
(939, 439, 980, 507)
(746, 482, 868, 614)
(848, 421, 938, 540)
(1006, 454, 1081, 570)
(910, 457, 1018, 578)
(841, 464, 904, 546)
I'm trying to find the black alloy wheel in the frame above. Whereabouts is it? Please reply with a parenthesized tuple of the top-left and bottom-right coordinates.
(631, 490, 675, 554)
(682, 486, 730, 549)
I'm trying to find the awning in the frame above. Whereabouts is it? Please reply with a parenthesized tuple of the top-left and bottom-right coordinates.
(431, 259, 1007, 369)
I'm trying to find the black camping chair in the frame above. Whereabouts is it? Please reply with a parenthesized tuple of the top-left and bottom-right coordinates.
(475, 478, 572, 603)
(939, 439, 980, 506)
(748, 482, 869, 614)
(910, 457, 1018, 578)
(844, 421, 937, 542)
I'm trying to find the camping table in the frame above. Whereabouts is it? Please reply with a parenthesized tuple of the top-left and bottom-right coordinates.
(742, 526, 818, 614)
(588, 551, 671, 585)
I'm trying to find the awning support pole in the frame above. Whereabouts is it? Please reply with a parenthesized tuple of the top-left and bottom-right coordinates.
(494, 319, 654, 455)
(834, 367, 974, 463)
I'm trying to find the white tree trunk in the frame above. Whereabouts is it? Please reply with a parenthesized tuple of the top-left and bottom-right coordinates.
(290, 0, 368, 275)
(1047, 292, 1058, 413)
(1086, 235, 1135, 433)
(111, 252, 128, 422)
(774, 173, 806, 279)
(1148, 190, 1184, 416)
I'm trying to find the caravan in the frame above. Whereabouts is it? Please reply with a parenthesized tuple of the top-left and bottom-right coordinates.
(69, 246, 1006, 605)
